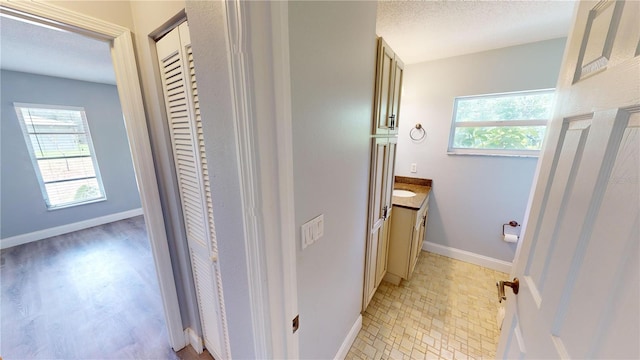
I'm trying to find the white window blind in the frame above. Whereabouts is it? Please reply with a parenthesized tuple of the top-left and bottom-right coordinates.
(14, 103, 106, 209)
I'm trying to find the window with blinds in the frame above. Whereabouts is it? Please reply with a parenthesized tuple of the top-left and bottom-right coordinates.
(14, 103, 106, 209)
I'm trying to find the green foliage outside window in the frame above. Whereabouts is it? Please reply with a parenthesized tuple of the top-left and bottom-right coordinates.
(454, 93, 553, 123)
(450, 90, 554, 153)
(74, 184, 101, 200)
(453, 126, 546, 150)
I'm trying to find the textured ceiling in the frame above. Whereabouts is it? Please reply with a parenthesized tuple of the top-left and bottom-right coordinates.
(0, 2, 575, 84)
(377, 0, 576, 64)
(0, 16, 115, 85)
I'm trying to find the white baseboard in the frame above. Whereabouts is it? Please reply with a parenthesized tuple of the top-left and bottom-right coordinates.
(0, 208, 144, 250)
(183, 327, 204, 354)
(334, 314, 362, 360)
(422, 241, 512, 273)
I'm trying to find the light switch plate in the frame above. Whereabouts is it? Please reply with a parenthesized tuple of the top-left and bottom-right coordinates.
(301, 221, 313, 249)
(315, 215, 324, 239)
(411, 163, 417, 173)
(301, 214, 324, 250)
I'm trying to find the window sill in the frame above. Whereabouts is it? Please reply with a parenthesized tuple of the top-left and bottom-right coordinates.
(447, 149, 540, 158)
(47, 197, 107, 211)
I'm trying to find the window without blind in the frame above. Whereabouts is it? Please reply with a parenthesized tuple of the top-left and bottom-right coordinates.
(448, 89, 555, 156)
(14, 103, 106, 209)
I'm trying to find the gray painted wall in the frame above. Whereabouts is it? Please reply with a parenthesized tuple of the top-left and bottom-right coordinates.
(1, 70, 141, 239)
(395, 38, 567, 262)
(289, 1, 378, 358)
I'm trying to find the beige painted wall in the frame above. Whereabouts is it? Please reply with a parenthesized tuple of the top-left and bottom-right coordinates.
(49, 1, 134, 29)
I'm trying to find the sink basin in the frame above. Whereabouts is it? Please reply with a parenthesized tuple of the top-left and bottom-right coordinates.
(393, 189, 416, 198)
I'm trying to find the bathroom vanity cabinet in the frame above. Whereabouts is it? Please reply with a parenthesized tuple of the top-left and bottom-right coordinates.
(386, 190, 429, 285)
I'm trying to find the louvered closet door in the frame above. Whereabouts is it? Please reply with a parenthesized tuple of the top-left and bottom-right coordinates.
(156, 22, 229, 359)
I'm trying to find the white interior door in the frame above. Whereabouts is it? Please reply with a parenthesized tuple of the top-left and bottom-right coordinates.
(497, 1, 639, 358)
(156, 22, 230, 359)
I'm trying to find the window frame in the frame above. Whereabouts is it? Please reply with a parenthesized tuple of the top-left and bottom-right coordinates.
(14, 102, 107, 210)
(447, 89, 555, 157)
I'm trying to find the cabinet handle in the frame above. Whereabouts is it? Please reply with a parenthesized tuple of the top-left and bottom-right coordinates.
(382, 205, 388, 219)
(389, 114, 396, 130)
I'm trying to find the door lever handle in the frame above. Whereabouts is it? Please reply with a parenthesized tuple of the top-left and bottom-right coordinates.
(496, 277, 519, 303)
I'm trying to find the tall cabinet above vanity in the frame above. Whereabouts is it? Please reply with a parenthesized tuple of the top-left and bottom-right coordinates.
(363, 37, 432, 311)
(363, 37, 404, 310)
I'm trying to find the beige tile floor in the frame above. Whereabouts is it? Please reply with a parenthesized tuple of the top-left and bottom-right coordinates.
(347, 251, 508, 360)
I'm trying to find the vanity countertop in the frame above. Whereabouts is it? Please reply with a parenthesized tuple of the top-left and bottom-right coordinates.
(392, 176, 432, 210)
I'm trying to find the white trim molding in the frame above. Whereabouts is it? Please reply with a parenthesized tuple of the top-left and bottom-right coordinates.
(183, 328, 204, 354)
(422, 241, 513, 273)
(334, 315, 362, 360)
(267, 1, 299, 357)
(224, 1, 271, 357)
(0, 1, 186, 351)
(0, 208, 143, 249)
(223, 1, 299, 358)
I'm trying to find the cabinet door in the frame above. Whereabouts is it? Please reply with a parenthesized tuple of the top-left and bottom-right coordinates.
(364, 228, 380, 308)
(363, 137, 388, 309)
(382, 137, 397, 218)
(409, 211, 426, 277)
(387, 206, 415, 280)
(389, 57, 404, 136)
(369, 137, 389, 228)
(375, 211, 392, 286)
(373, 38, 395, 135)
(408, 221, 420, 279)
(422, 210, 428, 243)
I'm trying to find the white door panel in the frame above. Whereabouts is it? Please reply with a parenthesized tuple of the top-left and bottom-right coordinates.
(498, 1, 639, 358)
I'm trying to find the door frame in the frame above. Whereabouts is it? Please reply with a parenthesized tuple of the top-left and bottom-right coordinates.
(0, 1, 186, 350)
(222, 1, 299, 357)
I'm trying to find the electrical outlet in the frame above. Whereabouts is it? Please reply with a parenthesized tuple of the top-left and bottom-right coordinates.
(410, 163, 417, 173)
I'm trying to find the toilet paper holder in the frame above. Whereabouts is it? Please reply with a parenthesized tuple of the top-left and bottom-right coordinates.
(502, 221, 520, 236)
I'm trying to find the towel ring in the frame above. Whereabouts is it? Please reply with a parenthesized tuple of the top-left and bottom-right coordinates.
(410, 123, 426, 141)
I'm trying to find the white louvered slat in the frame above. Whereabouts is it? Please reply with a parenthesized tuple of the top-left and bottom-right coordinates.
(185, 40, 227, 355)
(156, 22, 229, 359)
(190, 251, 222, 353)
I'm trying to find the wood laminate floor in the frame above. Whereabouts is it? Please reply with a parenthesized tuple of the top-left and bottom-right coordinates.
(1, 216, 212, 360)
